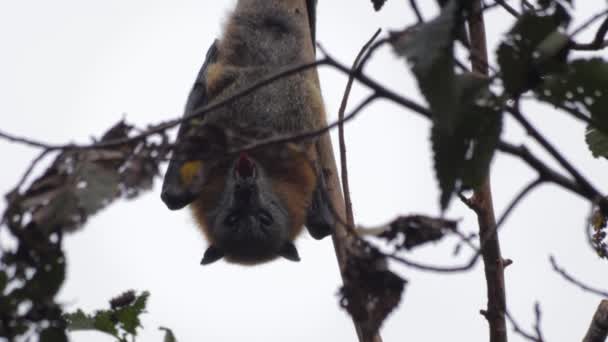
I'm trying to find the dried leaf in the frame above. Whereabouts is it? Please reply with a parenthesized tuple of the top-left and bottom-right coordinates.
(339, 238, 406, 336)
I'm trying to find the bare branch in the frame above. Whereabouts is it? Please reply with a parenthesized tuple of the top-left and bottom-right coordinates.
(338, 29, 381, 233)
(549, 256, 608, 298)
(507, 104, 605, 210)
(408, 0, 424, 23)
(504, 306, 545, 342)
(572, 16, 608, 51)
(496, 178, 544, 229)
(494, 0, 520, 18)
(468, 2, 507, 341)
(570, 10, 608, 50)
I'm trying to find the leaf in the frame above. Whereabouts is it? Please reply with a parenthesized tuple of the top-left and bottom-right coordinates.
(392, 2, 502, 209)
(93, 310, 120, 337)
(586, 127, 608, 159)
(110, 290, 137, 309)
(392, 1, 460, 209)
(115, 291, 149, 335)
(379, 215, 458, 250)
(65, 309, 97, 331)
(536, 59, 608, 157)
(431, 73, 502, 209)
(461, 101, 503, 188)
(391, 0, 458, 126)
(339, 239, 406, 336)
(39, 327, 68, 342)
(159, 327, 178, 342)
(497, 11, 570, 95)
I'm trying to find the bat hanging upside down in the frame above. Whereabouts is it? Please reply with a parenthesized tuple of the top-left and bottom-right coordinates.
(160, 0, 333, 265)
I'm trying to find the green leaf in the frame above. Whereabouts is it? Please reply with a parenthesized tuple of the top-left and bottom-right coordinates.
(64, 290, 149, 341)
(432, 74, 502, 208)
(497, 11, 569, 95)
(159, 326, 178, 342)
(538, 59, 608, 126)
(39, 327, 68, 342)
(392, 1, 502, 209)
(586, 127, 608, 159)
(65, 309, 97, 331)
(391, 0, 458, 129)
(115, 291, 149, 335)
(461, 103, 503, 188)
(536, 58, 608, 158)
(93, 310, 120, 337)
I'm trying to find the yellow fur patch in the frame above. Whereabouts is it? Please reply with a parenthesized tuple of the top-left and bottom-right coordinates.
(179, 161, 203, 186)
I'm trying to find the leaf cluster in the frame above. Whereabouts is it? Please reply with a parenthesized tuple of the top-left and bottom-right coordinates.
(1, 121, 169, 341)
(64, 291, 151, 342)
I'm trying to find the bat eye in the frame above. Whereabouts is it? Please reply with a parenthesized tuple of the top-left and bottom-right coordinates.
(258, 210, 274, 226)
(224, 213, 240, 226)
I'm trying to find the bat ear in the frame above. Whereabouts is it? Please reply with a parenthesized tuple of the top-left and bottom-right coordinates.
(278, 242, 301, 262)
(200, 245, 224, 265)
(305, 170, 333, 240)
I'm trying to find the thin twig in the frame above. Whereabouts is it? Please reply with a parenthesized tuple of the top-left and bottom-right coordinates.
(409, 0, 424, 23)
(13, 149, 52, 193)
(338, 29, 381, 230)
(496, 177, 544, 229)
(497, 142, 583, 197)
(571, 14, 608, 51)
(533, 303, 545, 342)
(0, 54, 433, 155)
(507, 104, 603, 204)
(504, 307, 544, 342)
(494, 0, 520, 18)
(571, 10, 608, 39)
(549, 255, 608, 298)
(234, 94, 378, 154)
(387, 251, 480, 273)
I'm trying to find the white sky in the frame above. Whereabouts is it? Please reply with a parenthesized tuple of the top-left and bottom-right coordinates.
(1, 1, 607, 341)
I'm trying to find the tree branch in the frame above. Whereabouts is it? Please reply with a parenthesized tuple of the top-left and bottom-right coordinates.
(468, 2, 508, 342)
(549, 256, 608, 298)
(571, 11, 608, 51)
(507, 104, 604, 207)
(495, 178, 544, 229)
(583, 300, 608, 342)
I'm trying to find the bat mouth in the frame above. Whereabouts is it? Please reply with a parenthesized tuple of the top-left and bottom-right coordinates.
(235, 152, 255, 179)
(223, 209, 274, 230)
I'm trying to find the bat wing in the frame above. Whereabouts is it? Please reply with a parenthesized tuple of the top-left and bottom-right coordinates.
(305, 165, 333, 240)
(161, 40, 219, 210)
(306, 0, 317, 51)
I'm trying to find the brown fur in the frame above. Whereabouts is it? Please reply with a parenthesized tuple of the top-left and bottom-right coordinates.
(188, 0, 325, 264)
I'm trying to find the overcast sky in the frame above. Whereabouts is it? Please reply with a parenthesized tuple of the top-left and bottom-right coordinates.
(1, 1, 607, 341)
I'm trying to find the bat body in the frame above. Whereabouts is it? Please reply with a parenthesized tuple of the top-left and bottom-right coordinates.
(161, 0, 332, 265)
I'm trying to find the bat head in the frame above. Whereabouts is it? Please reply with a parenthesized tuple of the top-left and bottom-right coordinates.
(192, 146, 316, 265)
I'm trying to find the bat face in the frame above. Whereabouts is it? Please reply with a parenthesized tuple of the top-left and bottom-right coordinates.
(191, 148, 315, 264)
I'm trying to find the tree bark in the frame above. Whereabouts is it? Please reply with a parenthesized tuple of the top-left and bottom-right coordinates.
(467, 2, 508, 342)
(583, 300, 608, 342)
